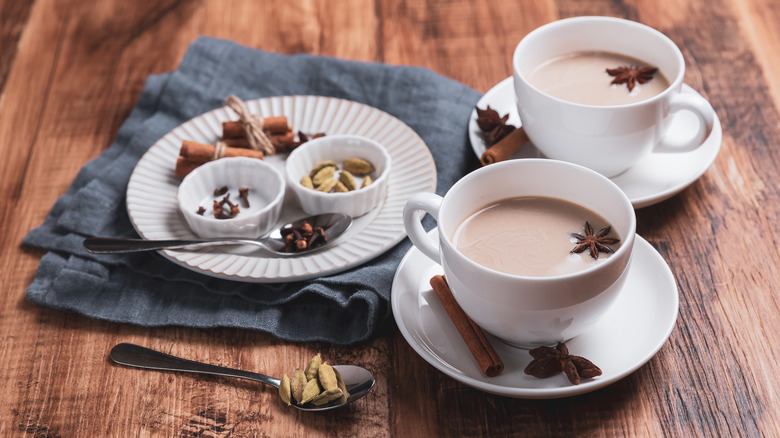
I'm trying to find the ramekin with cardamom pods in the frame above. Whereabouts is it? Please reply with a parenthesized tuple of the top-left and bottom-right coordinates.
(285, 134, 391, 218)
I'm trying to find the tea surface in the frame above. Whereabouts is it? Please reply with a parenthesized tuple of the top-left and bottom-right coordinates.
(527, 51, 670, 106)
(452, 196, 619, 276)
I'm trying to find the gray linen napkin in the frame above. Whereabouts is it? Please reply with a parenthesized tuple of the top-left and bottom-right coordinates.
(23, 36, 481, 344)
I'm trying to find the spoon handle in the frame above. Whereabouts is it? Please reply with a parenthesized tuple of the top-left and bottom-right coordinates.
(109, 343, 281, 388)
(83, 237, 249, 253)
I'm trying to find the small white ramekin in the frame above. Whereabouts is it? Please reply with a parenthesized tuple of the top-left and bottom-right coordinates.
(285, 135, 391, 218)
(177, 157, 285, 238)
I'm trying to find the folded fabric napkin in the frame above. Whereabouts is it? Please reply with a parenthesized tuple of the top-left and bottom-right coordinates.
(23, 36, 481, 345)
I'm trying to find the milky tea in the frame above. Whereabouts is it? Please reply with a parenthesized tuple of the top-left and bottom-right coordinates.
(452, 196, 620, 277)
(527, 51, 670, 106)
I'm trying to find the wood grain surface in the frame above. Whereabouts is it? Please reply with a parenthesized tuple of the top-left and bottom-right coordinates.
(1, 0, 778, 436)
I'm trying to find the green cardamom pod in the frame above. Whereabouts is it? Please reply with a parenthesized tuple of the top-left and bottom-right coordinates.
(300, 377, 322, 404)
(334, 181, 349, 192)
(318, 363, 338, 391)
(290, 369, 307, 403)
(312, 165, 336, 186)
(304, 353, 322, 381)
(309, 161, 338, 178)
(343, 157, 374, 176)
(279, 374, 292, 406)
(311, 388, 343, 406)
(316, 178, 337, 193)
(300, 175, 314, 189)
(361, 175, 373, 188)
(334, 367, 350, 403)
(339, 170, 357, 191)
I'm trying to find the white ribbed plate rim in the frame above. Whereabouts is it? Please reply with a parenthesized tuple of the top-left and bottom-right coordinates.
(126, 95, 436, 282)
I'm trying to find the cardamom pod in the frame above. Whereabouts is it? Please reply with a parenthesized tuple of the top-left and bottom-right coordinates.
(309, 161, 338, 178)
(334, 367, 350, 403)
(290, 369, 307, 403)
(300, 377, 321, 404)
(312, 166, 336, 186)
(311, 388, 343, 406)
(304, 353, 322, 381)
(334, 181, 349, 192)
(361, 175, 373, 188)
(318, 363, 338, 391)
(343, 157, 375, 176)
(300, 175, 314, 189)
(279, 374, 292, 406)
(339, 170, 357, 191)
(316, 178, 337, 193)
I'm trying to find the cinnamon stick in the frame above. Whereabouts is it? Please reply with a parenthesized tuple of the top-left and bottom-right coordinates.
(270, 131, 296, 152)
(480, 126, 529, 166)
(174, 157, 200, 179)
(222, 116, 289, 138)
(221, 130, 297, 152)
(220, 137, 252, 148)
(180, 140, 263, 163)
(429, 275, 504, 377)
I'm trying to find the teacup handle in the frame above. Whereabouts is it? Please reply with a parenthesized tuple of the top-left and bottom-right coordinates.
(655, 92, 715, 153)
(403, 192, 443, 263)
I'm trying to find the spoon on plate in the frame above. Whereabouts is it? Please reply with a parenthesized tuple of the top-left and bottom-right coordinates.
(83, 213, 352, 256)
(109, 343, 375, 412)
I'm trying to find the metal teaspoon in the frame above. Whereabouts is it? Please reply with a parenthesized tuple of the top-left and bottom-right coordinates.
(109, 343, 375, 412)
(83, 213, 352, 256)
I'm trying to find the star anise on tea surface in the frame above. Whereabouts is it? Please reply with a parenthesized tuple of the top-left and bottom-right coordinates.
(524, 342, 602, 385)
(571, 221, 620, 259)
(475, 105, 516, 145)
(606, 65, 658, 91)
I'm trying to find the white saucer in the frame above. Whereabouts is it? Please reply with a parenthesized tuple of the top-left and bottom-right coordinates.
(391, 229, 678, 399)
(469, 77, 722, 208)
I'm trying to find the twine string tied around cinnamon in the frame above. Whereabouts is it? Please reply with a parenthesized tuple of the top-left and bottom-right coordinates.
(225, 95, 275, 155)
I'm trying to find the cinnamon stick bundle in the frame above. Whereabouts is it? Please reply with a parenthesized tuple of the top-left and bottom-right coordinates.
(222, 116, 297, 152)
(429, 275, 504, 377)
(480, 126, 529, 166)
(220, 131, 296, 150)
(175, 140, 264, 178)
(223, 116, 290, 138)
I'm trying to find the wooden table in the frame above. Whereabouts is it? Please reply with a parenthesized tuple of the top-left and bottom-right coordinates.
(2, 0, 778, 436)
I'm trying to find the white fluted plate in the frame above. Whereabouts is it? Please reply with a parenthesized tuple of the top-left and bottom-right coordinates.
(127, 96, 436, 282)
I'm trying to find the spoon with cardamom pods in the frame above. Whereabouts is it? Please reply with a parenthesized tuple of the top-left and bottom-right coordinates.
(109, 343, 375, 412)
(83, 213, 352, 256)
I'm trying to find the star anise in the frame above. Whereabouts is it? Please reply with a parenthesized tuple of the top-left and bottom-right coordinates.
(606, 65, 658, 91)
(524, 342, 602, 385)
(476, 105, 516, 145)
(571, 221, 620, 259)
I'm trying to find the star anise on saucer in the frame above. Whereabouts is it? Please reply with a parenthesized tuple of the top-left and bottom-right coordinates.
(606, 65, 658, 91)
(476, 105, 516, 145)
(524, 342, 602, 385)
(571, 221, 620, 259)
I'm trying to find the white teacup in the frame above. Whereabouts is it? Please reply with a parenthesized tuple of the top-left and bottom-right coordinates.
(403, 159, 636, 348)
(513, 17, 715, 177)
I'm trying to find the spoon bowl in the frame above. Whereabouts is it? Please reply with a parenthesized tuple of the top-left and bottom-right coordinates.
(109, 343, 375, 412)
(83, 213, 352, 256)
